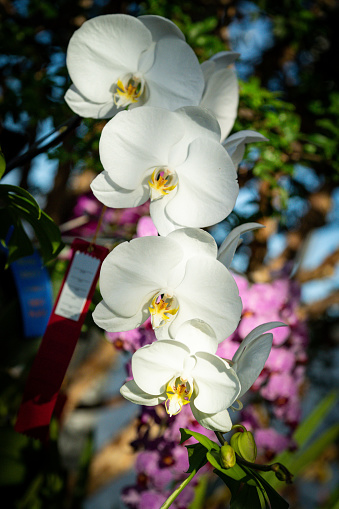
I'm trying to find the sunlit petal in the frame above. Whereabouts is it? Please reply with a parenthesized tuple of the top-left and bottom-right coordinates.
(172, 256, 242, 342)
(217, 222, 265, 269)
(200, 68, 238, 141)
(191, 402, 233, 432)
(192, 353, 240, 413)
(67, 15, 152, 103)
(99, 108, 184, 190)
(132, 340, 189, 394)
(64, 85, 118, 118)
(120, 379, 166, 405)
(91, 170, 149, 208)
(165, 137, 238, 228)
(223, 130, 268, 169)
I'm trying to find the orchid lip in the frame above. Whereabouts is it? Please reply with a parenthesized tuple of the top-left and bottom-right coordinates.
(113, 73, 145, 108)
(165, 375, 193, 416)
(148, 167, 178, 201)
(148, 292, 179, 329)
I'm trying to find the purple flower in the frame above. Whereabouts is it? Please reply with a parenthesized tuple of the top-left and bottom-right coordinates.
(139, 490, 167, 509)
(266, 347, 295, 373)
(261, 373, 298, 402)
(136, 216, 158, 237)
(254, 427, 292, 457)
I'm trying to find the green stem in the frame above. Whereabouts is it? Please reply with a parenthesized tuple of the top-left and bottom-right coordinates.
(215, 431, 225, 445)
(160, 469, 197, 509)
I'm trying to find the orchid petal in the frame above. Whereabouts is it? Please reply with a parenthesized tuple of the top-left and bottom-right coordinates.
(98, 236, 183, 319)
(233, 333, 273, 398)
(172, 320, 218, 355)
(92, 300, 150, 332)
(200, 68, 238, 141)
(90, 171, 150, 208)
(167, 227, 218, 261)
(66, 15, 152, 103)
(217, 223, 265, 269)
(223, 130, 268, 169)
(132, 340, 189, 395)
(232, 321, 286, 364)
(145, 38, 204, 110)
(139, 15, 185, 42)
(200, 51, 239, 88)
(149, 194, 182, 236)
(120, 379, 166, 405)
(191, 402, 233, 432)
(174, 106, 221, 143)
(163, 106, 221, 169)
(192, 353, 240, 413)
(209, 51, 240, 68)
(170, 257, 242, 342)
(64, 85, 118, 118)
(99, 108, 184, 190)
(164, 137, 238, 228)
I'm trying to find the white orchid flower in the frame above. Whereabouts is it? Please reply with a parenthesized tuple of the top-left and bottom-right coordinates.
(200, 52, 240, 142)
(120, 320, 285, 432)
(223, 130, 268, 170)
(190, 321, 286, 432)
(64, 14, 204, 118)
(217, 222, 265, 269)
(92, 228, 242, 342)
(91, 106, 239, 235)
(121, 320, 241, 427)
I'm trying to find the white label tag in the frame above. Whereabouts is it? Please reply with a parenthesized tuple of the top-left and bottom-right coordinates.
(54, 251, 100, 321)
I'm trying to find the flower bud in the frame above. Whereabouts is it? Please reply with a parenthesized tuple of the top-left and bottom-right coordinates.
(271, 463, 294, 484)
(220, 443, 236, 469)
(230, 430, 257, 463)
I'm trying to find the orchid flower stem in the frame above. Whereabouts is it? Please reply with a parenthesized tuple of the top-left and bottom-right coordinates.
(235, 455, 294, 483)
(160, 469, 197, 509)
(88, 205, 107, 251)
(215, 431, 226, 445)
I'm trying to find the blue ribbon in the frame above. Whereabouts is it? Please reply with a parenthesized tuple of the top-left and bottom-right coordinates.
(10, 251, 53, 338)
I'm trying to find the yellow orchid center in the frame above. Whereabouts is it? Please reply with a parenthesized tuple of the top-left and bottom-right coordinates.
(113, 74, 145, 108)
(148, 293, 179, 329)
(148, 167, 178, 201)
(166, 376, 193, 416)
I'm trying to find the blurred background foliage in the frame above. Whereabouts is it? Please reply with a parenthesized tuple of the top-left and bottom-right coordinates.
(0, 0, 338, 508)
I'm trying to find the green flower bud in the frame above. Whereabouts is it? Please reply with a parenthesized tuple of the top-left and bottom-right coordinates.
(271, 463, 294, 484)
(230, 430, 257, 463)
(220, 443, 236, 469)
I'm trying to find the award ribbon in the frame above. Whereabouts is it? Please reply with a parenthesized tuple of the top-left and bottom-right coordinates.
(14, 238, 109, 442)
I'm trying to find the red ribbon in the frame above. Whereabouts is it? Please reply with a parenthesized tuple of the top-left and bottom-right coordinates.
(14, 239, 109, 442)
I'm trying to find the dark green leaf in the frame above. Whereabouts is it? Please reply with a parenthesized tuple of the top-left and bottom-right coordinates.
(214, 470, 264, 509)
(206, 450, 252, 482)
(179, 428, 219, 451)
(185, 443, 208, 473)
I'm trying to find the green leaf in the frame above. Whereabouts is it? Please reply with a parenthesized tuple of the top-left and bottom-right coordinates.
(180, 428, 219, 452)
(0, 210, 34, 266)
(214, 470, 263, 509)
(292, 423, 339, 477)
(250, 469, 290, 509)
(206, 450, 252, 482)
(293, 391, 338, 448)
(185, 443, 208, 473)
(0, 184, 64, 266)
(0, 184, 40, 214)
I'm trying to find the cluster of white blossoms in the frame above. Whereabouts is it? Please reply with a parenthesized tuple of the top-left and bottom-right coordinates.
(65, 13, 284, 432)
